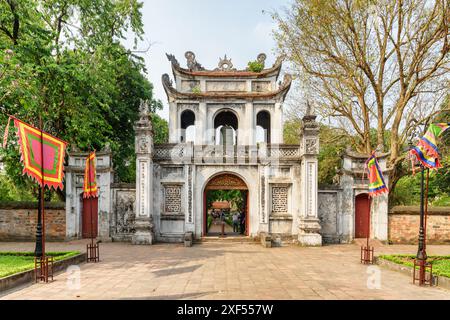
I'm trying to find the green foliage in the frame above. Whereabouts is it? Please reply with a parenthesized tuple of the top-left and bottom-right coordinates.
(247, 60, 264, 72)
(283, 119, 302, 144)
(0, 174, 35, 201)
(391, 159, 450, 206)
(318, 126, 351, 185)
(152, 113, 169, 144)
(0, 0, 162, 192)
(0, 251, 80, 278)
(284, 120, 351, 185)
(379, 254, 450, 278)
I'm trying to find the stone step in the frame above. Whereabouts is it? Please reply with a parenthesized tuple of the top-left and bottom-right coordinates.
(196, 236, 258, 243)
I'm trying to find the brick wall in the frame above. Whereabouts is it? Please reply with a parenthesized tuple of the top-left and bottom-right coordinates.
(389, 206, 450, 244)
(0, 202, 66, 241)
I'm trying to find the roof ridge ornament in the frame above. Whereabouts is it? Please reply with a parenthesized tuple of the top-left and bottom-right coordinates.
(185, 51, 204, 71)
(305, 100, 315, 116)
(257, 53, 267, 67)
(303, 100, 317, 125)
(165, 53, 179, 67)
(278, 74, 292, 89)
(162, 73, 173, 88)
(215, 54, 236, 71)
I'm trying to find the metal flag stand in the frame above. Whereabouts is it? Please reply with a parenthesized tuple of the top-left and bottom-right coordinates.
(86, 150, 100, 263)
(412, 166, 433, 286)
(360, 195, 374, 264)
(34, 115, 54, 283)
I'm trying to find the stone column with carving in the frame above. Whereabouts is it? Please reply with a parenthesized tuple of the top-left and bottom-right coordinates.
(132, 100, 155, 245)
(298, 103, 322, 246)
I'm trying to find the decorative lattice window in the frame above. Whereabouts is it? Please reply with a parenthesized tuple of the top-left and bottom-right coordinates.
(164, 185, 182, 214)
(272, 186, 288, 214)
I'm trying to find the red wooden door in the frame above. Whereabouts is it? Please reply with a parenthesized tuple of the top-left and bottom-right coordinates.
(355, 193, 370, 238)
(243, 190, 249, 236)
(82, 197, 98, 238)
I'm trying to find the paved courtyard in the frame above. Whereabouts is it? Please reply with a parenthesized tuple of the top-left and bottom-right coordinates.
(0, 240, 449, 300)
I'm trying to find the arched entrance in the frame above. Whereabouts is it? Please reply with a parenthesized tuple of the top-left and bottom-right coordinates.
(355, 193, 371, 238)
(203, 173, 249, 236)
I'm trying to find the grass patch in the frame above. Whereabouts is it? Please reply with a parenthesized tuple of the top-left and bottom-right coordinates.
(0, 251, 80, 278)
(379, 254, 450, 278)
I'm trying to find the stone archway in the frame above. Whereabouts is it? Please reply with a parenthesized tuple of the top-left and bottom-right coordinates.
(203, 173, 249, 236)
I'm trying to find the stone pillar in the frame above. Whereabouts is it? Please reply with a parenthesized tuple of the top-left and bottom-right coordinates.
(245, 102, 255, 146)
(196, 102, 206, 145)
(272, 102, 283, 144)
(132, 100, 155, 245)
(298, 104, 322, 246)
(168, 101, 178, 143)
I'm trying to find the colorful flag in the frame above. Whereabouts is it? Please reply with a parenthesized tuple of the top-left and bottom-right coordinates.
(365, 152, 388, 197)
(410, 122, 450, 170)
(409, 145, 442, 169)
(83, 151, 98, 198)
(417, 123, 450, 159)
(14, 117, 67, 190)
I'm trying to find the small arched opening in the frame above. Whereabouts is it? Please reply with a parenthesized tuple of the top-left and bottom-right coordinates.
(256, 110, 271, 144)
(180, 110, 196, 143)
(214, 110, 238, 146)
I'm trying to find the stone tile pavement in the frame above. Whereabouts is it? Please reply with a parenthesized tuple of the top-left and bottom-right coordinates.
(0, 240, 449, 300)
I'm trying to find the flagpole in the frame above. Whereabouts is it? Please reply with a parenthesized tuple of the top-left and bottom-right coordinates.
(86, 150, 99, 263)
(366, 195, 370, 258)
(416, 165, 428, 285)
(89, 151, 94, 248)
(40, 115, 45, 260)
(424, 168, 429, 252)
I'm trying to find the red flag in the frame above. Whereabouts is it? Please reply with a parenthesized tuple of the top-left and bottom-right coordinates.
(14, 117, 67, 190)
(83, 151, 98, 198)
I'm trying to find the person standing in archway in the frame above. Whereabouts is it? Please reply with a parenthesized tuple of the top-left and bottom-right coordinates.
(232, 211, 239, 233)
(239, 208, 246, 235)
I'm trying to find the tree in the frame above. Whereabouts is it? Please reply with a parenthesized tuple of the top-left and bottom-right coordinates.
(0, 0, 164, 193)
(273, 0, 450, 189)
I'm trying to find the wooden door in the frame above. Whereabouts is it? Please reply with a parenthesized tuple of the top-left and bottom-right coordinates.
(355, 193, 370, 238)
(82, 197, 98, 238)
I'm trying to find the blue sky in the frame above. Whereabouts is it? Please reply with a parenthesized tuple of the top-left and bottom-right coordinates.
(126, 0, 291, 120)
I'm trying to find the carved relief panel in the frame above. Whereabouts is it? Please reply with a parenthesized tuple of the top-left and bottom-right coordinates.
(115, 191, 136, 234)
(181, 80, 200, 92)
(271, 185, 289, 215)
(252, 81, 271, 92)
(163, 184, 183, 215)
(206, 81, 246, 92)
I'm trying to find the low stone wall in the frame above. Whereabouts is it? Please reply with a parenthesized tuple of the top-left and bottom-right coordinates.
(0, 202, 66, 241)
(389, 206, 450, 244)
